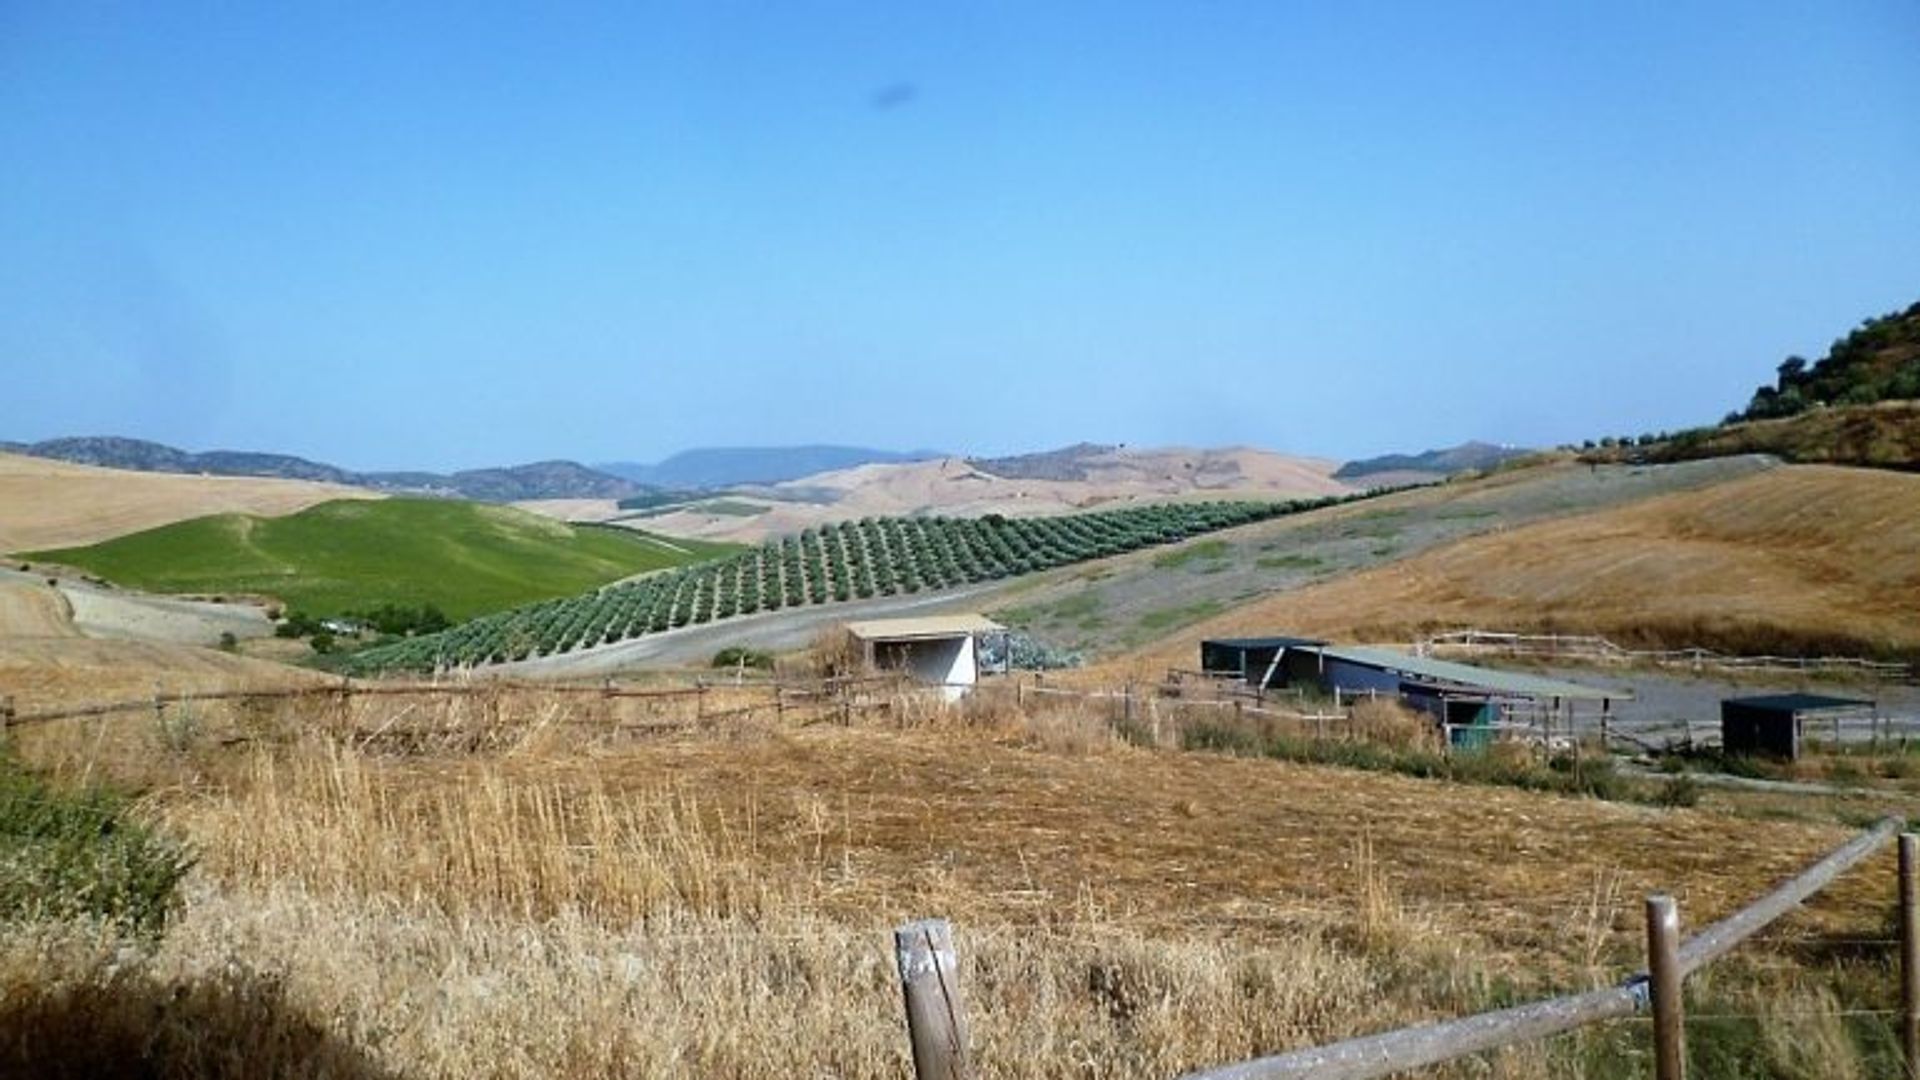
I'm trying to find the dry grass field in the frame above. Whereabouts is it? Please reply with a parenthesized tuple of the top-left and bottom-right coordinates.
(0, 637, 329, 712)
(2, 685, 1905, 1079)
(1138, 464, 1920, 669)
(0, 580, 76, 638)
(0, 450, 377, 552)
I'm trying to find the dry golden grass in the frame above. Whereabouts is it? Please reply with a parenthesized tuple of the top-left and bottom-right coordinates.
(1137, 464, 1920, 668)
(2, 685, 1904, 1078)
(0, 449, 377, 552)
(0, 637, 328, 713)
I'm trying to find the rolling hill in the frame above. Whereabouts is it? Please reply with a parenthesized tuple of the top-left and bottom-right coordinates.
(1138, 463, 1920, 667)
(342, 498, 1353, 672)
(23, 499, 739, 621)
(533, 445, 1355, 545)
(0, 450, 380, 552)
(1588, 298, 1920, 471)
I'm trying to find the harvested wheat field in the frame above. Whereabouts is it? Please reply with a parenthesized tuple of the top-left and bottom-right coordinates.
(1140, 464, 1920, 668)
(3, 686, 1905, 1079)
(0, 450, 377, 552)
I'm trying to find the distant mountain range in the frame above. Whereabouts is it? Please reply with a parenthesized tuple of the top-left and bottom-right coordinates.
(1333, 441, 1531, 482)
(598, 445, 942, 489)
(1, 436, 644, 502)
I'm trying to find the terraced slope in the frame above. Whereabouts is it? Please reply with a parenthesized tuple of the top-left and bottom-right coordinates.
(25, 499, 737, 621)
(1141, 464, 1920, 666)
(345, 499, 1349, 672)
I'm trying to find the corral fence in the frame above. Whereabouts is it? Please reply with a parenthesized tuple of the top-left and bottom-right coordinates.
(895, 817, 1920, 1080)
(0, 671, 919, 747)
(1417, 629, 1914, 682)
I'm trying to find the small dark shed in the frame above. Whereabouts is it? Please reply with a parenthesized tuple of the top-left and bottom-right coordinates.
(1720, 693, 1874, 760)
(1200, 637, 1326, 687)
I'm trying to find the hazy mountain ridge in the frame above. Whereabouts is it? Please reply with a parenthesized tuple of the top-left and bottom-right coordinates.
(1334, 441, 1530, 481)
(11, 437, 645, 502)
(599, 445, 943, 489)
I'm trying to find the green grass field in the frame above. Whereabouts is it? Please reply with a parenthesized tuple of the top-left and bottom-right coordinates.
(25, 499, 739, 620)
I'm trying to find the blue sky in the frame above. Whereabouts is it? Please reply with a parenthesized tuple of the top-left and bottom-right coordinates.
(3, 2, 1916, 471)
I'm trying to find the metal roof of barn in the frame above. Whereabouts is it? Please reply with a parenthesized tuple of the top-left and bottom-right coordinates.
(1202, 636, 1327, 650)
(843, 615, 1005, 642)
(1723, 693, 1873, 714)
(1306, 645, 1628, 702)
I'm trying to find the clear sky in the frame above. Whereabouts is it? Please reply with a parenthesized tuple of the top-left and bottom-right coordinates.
(3, 3, 1916, 471)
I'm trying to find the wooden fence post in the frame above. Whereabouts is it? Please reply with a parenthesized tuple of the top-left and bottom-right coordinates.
(1902, 834, 1920, 1080)
(895, 918, 971, 1080)
(0, 695, 12, 747)
(1647, 893, 1685, 1080)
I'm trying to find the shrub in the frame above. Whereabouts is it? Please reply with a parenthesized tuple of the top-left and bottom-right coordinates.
(1652, 774, 1701, 808)
(711, 646, 774, 671)
(0, 755, 194, 937)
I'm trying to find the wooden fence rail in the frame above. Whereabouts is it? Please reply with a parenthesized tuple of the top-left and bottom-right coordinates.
(1176, 816, 1903, 1080)
(2, 673, 910, 731)
(1419, 629, 1913, 681)
(891, 818, 1908, 1079)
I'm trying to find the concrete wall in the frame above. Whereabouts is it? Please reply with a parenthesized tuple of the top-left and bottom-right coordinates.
(875, 635, 978, 701)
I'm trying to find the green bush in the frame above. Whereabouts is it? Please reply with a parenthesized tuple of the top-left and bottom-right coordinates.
(710, 646, 774, 671)
(0, 755, 194, 937)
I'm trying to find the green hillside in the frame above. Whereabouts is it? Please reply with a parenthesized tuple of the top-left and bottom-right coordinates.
(343, 497, 1377, 673)
(24, 499, 738, 620)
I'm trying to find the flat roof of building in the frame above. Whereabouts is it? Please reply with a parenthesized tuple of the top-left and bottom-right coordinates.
(1724, 693, 1873, 714)
(1307, 644, 1629, 702)
(844, 615, 1005, 642)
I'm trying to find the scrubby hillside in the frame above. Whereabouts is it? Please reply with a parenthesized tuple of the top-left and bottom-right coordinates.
(1736, 300, 1920, 421)
(1593, 300, 1920, 471)
(1143, 464, 1920, 666)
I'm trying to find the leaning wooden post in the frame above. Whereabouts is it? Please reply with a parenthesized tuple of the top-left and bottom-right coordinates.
(1901, 834, 1920, 1079)
(895, 918, 972, 1080)
(1647, 893, 1685, 1080)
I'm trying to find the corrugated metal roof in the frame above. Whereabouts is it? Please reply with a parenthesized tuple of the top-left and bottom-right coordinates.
(843, 614, 1005, 641)
(1310, 645, 1628, 702)
(1203, 636, 1327, 650)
